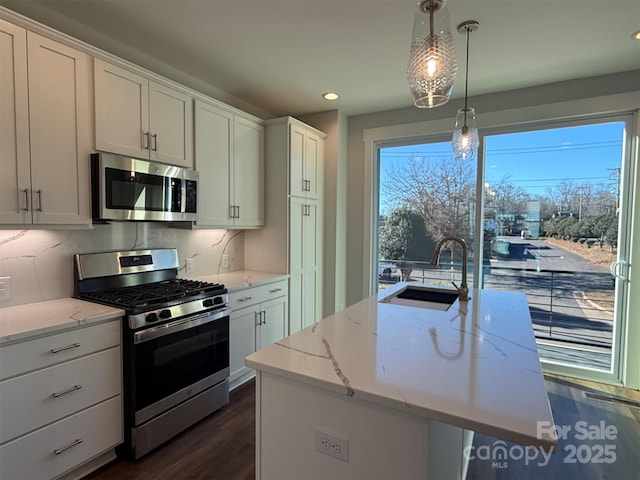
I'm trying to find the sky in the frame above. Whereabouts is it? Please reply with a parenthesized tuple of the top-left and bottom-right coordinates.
(379, 121, 625, 215)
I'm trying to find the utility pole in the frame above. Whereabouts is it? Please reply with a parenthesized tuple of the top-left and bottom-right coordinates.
(608, 167, 621, 212)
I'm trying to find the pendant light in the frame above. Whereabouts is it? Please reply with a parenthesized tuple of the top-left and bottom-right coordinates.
(452, 20, 479, 161)
(407, 0, 457, 108)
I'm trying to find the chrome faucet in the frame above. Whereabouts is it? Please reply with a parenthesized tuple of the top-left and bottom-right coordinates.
(431, 236, 470, 302)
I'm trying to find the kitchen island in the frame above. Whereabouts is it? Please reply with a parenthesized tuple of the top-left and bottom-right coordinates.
(245, 282, 557, 479)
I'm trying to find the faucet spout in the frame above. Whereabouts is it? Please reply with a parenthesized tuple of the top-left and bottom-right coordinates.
(431, 236, 470, 302)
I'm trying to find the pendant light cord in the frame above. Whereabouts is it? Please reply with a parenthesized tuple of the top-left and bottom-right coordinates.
(463, 26, 471, 126)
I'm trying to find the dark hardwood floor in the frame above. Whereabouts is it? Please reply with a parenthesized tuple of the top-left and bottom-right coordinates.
(85, 375, 639, 480)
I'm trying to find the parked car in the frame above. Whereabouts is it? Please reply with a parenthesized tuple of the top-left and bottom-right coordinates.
(378, 261, 400, 281)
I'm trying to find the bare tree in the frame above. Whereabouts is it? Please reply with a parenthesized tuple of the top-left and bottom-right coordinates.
(381, 155, 475, 243)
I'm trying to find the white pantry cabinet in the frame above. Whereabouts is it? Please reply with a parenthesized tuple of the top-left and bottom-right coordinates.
(193, 99, 263, 228)
(228, 279, 288, 390)
(245, 117, 326, 335)
(94, 58, 193, 167)
(0, 20, 92, 226)
(0, 319, 123, 480)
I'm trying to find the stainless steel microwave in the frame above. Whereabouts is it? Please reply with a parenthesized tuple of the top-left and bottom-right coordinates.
(91, 152, 198, 222)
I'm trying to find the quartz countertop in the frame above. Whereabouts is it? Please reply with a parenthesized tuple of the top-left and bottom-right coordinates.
(246, 282, 557, 450)
(192, 270, 288, 293)
(0, 298, 124, 345)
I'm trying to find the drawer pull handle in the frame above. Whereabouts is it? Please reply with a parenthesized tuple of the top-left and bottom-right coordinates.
(54, 438, 83, 455)
(237, 296, 252, 302)
(269, 288, 283, 293)
(51, 343, 81, 353)
(52, 385, 82, 398)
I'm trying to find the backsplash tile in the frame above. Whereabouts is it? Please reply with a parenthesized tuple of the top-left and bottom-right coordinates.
(0, 224, 243, 307)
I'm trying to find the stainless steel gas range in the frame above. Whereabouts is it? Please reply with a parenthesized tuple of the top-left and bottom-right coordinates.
(74, 248, 230, 460)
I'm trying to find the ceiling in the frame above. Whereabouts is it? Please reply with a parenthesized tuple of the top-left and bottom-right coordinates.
(4, 0, 640, 118)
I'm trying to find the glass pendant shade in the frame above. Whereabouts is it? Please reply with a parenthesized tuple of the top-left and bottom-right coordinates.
(407, 0, 457, 108)
(452, 107, 479, 161)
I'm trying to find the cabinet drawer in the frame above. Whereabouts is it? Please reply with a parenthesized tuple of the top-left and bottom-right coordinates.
(229, 279, 288, 310)
(0, 320, 121, 380)
(0, 396, 122, 480)
(0, 347, 122, 444)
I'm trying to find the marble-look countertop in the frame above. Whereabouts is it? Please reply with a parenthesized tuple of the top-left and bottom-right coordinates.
(192, 270, 288, 293)
(246, 282, 557, 450)
(0, 298, 124, 345)
(0, 270, 283, 345)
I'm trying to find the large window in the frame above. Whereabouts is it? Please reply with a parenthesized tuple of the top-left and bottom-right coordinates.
(375, 115, 633, 381)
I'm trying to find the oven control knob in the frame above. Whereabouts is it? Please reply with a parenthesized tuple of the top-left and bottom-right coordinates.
(145, 312, 158, 323)
(159, 309, 172, 319)
(203, 298, 214, 308)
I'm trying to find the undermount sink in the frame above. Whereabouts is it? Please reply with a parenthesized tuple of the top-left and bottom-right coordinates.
(379, 285, 459, 311)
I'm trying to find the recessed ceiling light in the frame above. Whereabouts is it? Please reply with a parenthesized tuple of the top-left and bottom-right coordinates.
(322, 92, 340, 100)
(632, 29, 640, 40)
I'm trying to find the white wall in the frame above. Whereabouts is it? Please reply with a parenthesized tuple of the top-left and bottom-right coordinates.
(0, 225, 243, 307)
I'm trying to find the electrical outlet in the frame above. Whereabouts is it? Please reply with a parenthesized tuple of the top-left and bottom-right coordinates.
(222, 254, 229, 270)
(315, 428, 349, 462)
(0, 276, 11, 301)
(186, 258, 195, 274)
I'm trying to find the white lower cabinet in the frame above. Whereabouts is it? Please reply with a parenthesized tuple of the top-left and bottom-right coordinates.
(228, 279, 288, 390)
(0, 319, 123, 480)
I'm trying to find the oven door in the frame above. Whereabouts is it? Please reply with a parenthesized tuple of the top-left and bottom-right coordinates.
(131, 307, 230, 426)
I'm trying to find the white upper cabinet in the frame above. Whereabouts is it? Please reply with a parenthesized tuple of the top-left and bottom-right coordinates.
(0, 20, 92, 226)
(289, 123, 322, 199)
(232, 117, 263, 227)
(193, 99, 263, 228)
(94, 58, 193, 167)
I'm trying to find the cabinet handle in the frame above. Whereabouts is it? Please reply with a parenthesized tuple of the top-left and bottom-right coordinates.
(143, 131, 150, 149)
(22, 189, 29, 211)
(236, 205, 240, 219)
(52, 384, 82, 398)
(151, 133, 158, 151)
(54, 438, 83, 455)
(269, 288, 282, 293)
(262, 310, 266, 325)
(35, 189, 43, 212)
(255, 311, 261, 326)
(51, 342, 81, 353)
(237, 296, 252, 302)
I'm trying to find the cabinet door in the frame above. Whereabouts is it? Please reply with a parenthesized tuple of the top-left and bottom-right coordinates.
(301, 271, 319, 330)
(289, 197, 305, 273)
(289, 273, 303, 335)
(94, 58, 149, 158)
(0, 20, 30, 224)
(304, 131, 322, 199)
(289, 123, 306, 197)
(233, 117, 263, 227)
(229, 306, 257, 384)
(148, 81, 193, 167)
(27, 32, 92, 225)
(258, 297, 288, 350)
(194, 100, 233, 226)
(303, 200, 320, 270)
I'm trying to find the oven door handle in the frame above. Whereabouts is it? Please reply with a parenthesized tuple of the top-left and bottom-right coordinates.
(133, 306, 231, 344)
